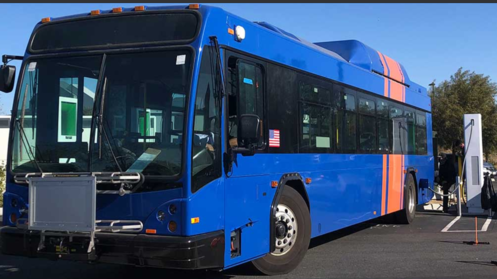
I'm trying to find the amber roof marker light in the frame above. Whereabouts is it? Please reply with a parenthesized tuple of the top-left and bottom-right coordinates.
(135, 6, 146, 11)
(91, 10, 101, 16)
(112, 7, 123, 13)
(189, 3, 200, 9)
(41, 17, 51, 23)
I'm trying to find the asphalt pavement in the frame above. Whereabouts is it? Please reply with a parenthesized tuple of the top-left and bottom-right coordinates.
(1, 210, 497, 279)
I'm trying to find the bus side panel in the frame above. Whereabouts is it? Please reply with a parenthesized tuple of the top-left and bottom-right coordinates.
(302, 154, 383, 238)
(223, 158, 280, 268)
(184, 179, 225, 236)
(226, 154, 385, 240)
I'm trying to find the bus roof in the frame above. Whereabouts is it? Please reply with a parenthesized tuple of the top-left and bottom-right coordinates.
(32, 4, 429, 110)
(252, 21, 413, 88)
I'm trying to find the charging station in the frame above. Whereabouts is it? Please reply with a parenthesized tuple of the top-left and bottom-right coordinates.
(463, 114, 484, 214)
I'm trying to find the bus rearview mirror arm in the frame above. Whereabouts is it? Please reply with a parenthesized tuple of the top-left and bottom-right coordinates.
(232, 145, 256, 156)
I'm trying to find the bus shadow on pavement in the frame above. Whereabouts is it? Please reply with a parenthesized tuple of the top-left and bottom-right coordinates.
(309, 215, 397, 249)
(456, 260, 497, 267)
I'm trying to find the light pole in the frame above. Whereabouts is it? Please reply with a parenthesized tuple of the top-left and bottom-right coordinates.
(429, 82, 435, 95)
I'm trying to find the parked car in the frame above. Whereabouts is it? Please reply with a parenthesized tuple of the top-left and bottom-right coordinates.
(483, 161, 497, 177)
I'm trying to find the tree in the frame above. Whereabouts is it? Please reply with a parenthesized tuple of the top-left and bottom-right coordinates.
(431, 68, 497, 161)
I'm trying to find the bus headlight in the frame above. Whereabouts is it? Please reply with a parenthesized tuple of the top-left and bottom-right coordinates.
(157, 210, 166, 222)
(11, 198, 18, 208)
(168, 204, 177, 215)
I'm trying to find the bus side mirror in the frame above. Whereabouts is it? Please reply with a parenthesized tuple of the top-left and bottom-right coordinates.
(0, 65, 16, 93)
(239, 114, 260, 146)
(231, 114, 261, 156)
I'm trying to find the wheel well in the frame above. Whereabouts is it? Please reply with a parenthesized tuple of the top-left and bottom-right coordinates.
(285, 179, 310, 211)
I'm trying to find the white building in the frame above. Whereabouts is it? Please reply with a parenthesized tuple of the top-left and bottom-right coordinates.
(0, 115, 10, 166)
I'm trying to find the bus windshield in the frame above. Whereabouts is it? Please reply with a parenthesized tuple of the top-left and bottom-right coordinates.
(11, 50, 191, 176)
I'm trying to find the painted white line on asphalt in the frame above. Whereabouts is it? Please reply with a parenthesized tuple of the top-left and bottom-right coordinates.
(481, 212, 494, 232)
(444, 230, 485, 233)
(441, 216, 461, 232)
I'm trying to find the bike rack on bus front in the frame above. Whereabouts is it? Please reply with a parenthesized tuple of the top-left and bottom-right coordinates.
(13, 172, 145, 255)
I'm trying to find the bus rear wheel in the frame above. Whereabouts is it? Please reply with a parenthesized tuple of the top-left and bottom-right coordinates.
(395, 173, 416, 224)
(252, 187, 311, 275)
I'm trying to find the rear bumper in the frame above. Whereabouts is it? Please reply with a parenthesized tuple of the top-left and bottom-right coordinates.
(0, 227, 225, 270)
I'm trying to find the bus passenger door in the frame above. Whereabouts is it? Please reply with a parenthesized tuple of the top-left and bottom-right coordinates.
(224, 54, 272, 266)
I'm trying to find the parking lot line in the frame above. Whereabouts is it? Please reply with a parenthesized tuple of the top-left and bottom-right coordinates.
(441, 216, 461, 232)
(480, 213, 494, 231)
(441, 212, 494, 233)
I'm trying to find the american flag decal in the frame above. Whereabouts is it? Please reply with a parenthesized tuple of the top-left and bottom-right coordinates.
(269, 129, 280, 148)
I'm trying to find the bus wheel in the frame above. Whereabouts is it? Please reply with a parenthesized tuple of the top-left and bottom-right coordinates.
(252, 187, 311, 275)
(395, 173, 416, 224)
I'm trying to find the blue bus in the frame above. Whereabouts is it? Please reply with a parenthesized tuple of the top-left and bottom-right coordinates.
(0, 4, 433, 275)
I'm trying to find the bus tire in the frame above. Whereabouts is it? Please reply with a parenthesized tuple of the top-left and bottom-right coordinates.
(252, 186, 311, 275)
(395, 173, 416, 224)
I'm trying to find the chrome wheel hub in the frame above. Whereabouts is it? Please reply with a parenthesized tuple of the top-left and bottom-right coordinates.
(272, 204, 297, 256)
(409, 185, 415, 213)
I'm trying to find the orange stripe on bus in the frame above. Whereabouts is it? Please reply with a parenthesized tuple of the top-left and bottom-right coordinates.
(377, 52, 389, 97)
(388, 155, 402, 213)
(384, 55, 403, 84)
(381, 54, 405, 103)
(381, 154, 387, 215)
(391, 80, 403, 102)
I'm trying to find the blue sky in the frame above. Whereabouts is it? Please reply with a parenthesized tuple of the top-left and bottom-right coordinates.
(0, 3, 496, 114)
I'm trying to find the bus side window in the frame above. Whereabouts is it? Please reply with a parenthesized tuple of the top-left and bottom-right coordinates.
(335, 86, 357, 153)
(415, 111, 427, 155)
(404, 109, 416, 154)
(229, 59, 265, 149)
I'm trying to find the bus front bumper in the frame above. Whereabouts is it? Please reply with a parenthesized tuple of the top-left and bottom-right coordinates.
(0, 227, 225, 270)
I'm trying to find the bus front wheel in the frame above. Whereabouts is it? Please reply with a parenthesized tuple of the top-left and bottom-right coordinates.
(252, 186, 311, 275)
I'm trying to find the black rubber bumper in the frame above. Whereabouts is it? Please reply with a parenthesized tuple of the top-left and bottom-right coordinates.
(0, 227, 225, 270)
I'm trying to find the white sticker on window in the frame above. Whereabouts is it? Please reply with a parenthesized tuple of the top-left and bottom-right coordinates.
(176, 55, 186, 65)
(316, 136, 330, 148)
(28, 62, 37, 71)
(314, 87, 318, 93)
(303, 114, 310, 124)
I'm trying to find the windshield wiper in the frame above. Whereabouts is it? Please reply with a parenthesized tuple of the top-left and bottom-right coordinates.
(94, 77, 124, 172)
(98, 77, 107, 159)
(209, 36, 226, 100)
(88, 54, 107, 172)
(15, 119, 43, 173)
